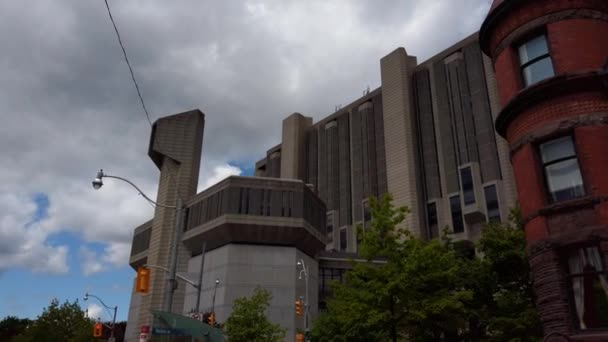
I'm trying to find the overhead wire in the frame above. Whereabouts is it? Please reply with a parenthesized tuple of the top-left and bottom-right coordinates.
(103, 0, 153, 127)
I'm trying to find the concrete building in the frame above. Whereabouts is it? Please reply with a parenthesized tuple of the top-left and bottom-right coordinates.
(125, 31, 519, 341)
(256, 34, 516, 253)
(480, 0, 608, 340)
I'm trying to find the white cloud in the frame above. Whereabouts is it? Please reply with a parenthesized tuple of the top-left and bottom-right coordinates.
(80, 246, 105, 276)
(86, 303, 104, 321)
(199, 164, 242, 191)
(0, 0, 492, 277)
(0, 193, 69, 274)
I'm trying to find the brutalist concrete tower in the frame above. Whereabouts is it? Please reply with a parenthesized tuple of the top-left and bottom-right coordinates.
(134, 109, 204, 336)
(480, 0, 608, 339)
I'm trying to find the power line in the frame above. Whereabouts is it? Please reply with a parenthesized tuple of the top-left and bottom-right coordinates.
(103, 0, 153, 127)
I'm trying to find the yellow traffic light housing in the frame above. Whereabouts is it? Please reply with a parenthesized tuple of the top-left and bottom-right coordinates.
(295, 299, 303, 316)
(296, 332, 305, 342)
(93, 322, 103, 337)
(136, 267, 150, 293)
(209, 312, 215, 326)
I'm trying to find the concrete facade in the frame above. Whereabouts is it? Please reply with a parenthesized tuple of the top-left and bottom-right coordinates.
(126, 28, 521, 342)
(255, 34, 516, 250)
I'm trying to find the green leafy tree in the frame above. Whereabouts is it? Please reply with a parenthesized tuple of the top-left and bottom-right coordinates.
(14, 298, 95, 342)
(312, 194, 472, 341)
(224, 287, 286, 342)
(472, 209, 542, 341)
(0, 316, 32, 341)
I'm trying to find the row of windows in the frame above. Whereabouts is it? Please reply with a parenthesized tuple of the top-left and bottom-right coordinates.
(427, 183, 500, 236)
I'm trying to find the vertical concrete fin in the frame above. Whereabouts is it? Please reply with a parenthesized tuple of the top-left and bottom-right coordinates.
(137, 109, 205, 334)
(281, 113, 313, 180)
(380, 48, 424, 237)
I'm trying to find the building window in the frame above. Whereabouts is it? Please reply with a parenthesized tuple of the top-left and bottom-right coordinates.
(340, 229, 347, 251)
(427, 202, 439, 239)
(484, 185, 501, 222)
(518, 34, 554, 86)
(565, 246, 608, 330)
(326, 212, 334, 242)
(362, 199, 371, 223)
(450, 195, 464, 233)
(319, 267, 346, 310)
(540, 136, 585, 202)
(460, 167, 475, 205)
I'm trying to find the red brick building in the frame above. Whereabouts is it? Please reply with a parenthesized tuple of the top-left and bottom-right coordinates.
(480, 0, 608, 340)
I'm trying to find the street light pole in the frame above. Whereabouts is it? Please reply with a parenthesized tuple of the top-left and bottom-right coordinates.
(92, 169, 183, 314)
(84, 292, 117, 341)
(297, 259, 310, 341)
(211, 278, 220, 314)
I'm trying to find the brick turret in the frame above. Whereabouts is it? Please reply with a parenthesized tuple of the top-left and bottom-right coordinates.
(480, 0, 608, 340)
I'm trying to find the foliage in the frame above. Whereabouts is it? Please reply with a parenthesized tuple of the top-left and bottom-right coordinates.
(224, 287, 286, 342)
(0, 316, 31, 341)
(470, 208, 543, 341)
(9, 298, 95, 342)
(311, 194, 472, 342)
(311, 197, 542, 342)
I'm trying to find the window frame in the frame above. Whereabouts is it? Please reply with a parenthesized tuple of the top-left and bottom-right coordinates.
(517, 33, 555, 87)
(449, 195, 465, 234)
(483, 184, 501, 223)
(460, 166, 475, 206)
(426, 201, 439, 239)
(339, 228, 347, 251)
(561, 244, 608, 331)
(539, 135, 586, 203)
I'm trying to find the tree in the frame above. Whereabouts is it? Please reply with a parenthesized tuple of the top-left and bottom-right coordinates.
(311, 194, 472, 341)
(13, 298, 95, 342)
(471, 209, 542, 341)
(224, 287, 286, 342)
(0, 316, 31, 341)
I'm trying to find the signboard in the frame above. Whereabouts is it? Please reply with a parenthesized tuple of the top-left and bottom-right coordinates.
(152, 327, 189, 336)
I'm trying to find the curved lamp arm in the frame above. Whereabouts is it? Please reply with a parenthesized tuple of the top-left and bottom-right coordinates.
(84, 292, 115, 311)
(93, 169, 177, 209)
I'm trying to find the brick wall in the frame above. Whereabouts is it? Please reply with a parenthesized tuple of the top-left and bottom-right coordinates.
(548, 19, 608, 74)
(505, 92, 608, 143)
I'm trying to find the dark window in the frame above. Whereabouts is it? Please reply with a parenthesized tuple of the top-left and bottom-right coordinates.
(450, 195, 464, 233)
(340, 229, 347, 251)
(281, 190, 288, 217)
(326, 213, 333, 242)
(319, 267, 346, 310)
(540, 136, 585, 202)
(564, 246, 608, 330)
(460, 167, 475, 205)
(484, 185, 501, 222)
(363, 200, 371, 223)
(518, 34, 554, 86)
(427, 202, 439, 239)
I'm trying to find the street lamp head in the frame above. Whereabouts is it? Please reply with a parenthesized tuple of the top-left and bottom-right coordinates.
(215, 278, 220, 285)
(297, 260, 302, 266)
(92, 170, 104, 190)
(83, 293, 89, 301)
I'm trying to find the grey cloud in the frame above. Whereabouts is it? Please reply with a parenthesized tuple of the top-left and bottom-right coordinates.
(0, 0, 491, 273)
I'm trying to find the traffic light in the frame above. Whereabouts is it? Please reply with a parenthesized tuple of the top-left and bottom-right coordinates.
(136, 266, 150, 293)
(295, 299, 303, 316)
(209, 312, 215, 326)
(93, 322, 103, 337)
(296, 333, 305, 342)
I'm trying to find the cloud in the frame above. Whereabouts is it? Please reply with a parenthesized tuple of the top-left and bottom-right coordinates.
(200, 164, 243, 191)
(80, 247, 105, 276)
(0, 0, 492, 274)
(86, 303, 104, 321)
(0, 193, 69, 274)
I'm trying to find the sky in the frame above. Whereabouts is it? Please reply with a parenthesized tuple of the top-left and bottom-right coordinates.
(0, 0, 493, 322)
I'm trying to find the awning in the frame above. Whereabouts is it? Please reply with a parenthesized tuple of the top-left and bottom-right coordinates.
(152, 310, 225, 342)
